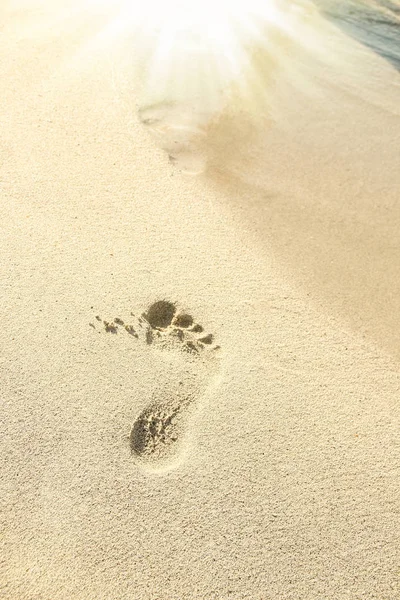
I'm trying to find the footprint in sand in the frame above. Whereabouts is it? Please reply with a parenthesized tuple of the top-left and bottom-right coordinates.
(138, 102, 208, 175)
(92, 300, 220, 471)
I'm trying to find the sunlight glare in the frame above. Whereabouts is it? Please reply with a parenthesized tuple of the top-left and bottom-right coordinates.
(109, 0, 301, 108)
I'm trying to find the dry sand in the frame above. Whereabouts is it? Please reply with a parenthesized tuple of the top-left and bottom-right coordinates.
(1, 1, 400, 599)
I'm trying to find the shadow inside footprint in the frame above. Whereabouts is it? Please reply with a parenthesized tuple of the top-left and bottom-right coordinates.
(130, 403, 181, 460)
(143, 300, 176, 329)
(173, 313, 193, 328)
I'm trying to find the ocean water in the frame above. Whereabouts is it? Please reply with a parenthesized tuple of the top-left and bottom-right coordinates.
(316, 0, 400, 70)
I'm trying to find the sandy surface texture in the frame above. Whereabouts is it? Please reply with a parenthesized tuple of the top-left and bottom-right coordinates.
(1, 1, 400, 599)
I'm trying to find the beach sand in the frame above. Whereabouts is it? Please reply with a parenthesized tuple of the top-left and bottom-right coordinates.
(1, 1, 400, 599)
